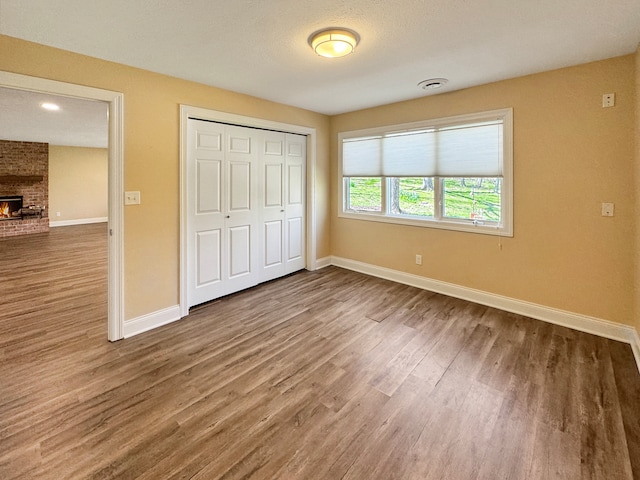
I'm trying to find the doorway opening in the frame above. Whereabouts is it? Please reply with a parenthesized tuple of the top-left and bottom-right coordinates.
(0, 71, 124, 340)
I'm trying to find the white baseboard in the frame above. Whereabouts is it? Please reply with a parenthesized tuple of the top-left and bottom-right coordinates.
(314, 256, 332, 270)
(331, 256, 640, 372)
(631, 329, 640, 373)
(123, 305, 182, 338)
(50, 217, 108, 227)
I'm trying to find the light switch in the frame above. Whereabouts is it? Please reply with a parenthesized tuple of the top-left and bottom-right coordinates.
(601, 202, 614, 217)
(125, 191, 141, 205)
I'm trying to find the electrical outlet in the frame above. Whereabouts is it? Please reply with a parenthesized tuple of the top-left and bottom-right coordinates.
(56, 211, 61, 217)
(415, 254, 422, 265)
(602, 93, 615, 108)
(124, 191, 141, 205)
(601, 202, 614, 217)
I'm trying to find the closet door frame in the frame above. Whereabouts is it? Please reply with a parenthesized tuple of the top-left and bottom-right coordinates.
(179, 105, 318, 318)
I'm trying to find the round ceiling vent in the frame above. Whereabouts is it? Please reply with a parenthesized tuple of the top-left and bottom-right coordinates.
(418, 78, 449, 90)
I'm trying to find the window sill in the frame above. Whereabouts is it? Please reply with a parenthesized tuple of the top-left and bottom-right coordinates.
(339, 210, 513, 237)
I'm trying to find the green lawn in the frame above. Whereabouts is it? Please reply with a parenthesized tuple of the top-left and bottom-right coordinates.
(348, 177, 382, 212)
(443, 178, 501, 221)
(347, 177, 501, 221)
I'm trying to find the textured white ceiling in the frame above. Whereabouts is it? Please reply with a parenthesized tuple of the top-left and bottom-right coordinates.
(0, 88, 108, 148)
(1, 0, 639, 117)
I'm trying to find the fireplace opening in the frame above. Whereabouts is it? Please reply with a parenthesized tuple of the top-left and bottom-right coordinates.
(0, 196, 23, 220)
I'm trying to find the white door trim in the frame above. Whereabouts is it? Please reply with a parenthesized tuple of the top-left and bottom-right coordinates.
(179, 105, 317, 318)
(0, 71, 125, 341)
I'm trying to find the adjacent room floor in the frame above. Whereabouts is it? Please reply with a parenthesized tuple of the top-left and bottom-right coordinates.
(1, 224, 639, 479)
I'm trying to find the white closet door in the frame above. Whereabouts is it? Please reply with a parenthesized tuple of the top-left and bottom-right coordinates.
(259, 130, 286, 282)
(285, 133, 306, 273)
(187, 119, 226, 307)
(224, 125, 259, 294)
(187, 120, 306, 309)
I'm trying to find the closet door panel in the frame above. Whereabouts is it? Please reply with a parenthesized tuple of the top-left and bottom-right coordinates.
(265, 164, 283, 207)
(228, 162, 251, 212)
(284, 134, 306, 273)
(187, 119, 227, 307)
(197, 160, 221, 213)
(196, 229, 222, 285)
(228, 225, 252, 278)
(224, 125, 259, 293)
(264, 220, 283, 266)
(287, 217, 303, 261)
(287, 163, 303, 205)
(259, 131, 286, 282)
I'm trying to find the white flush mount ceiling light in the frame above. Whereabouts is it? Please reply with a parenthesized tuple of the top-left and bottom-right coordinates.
(41, 102, 60, 111)
(309, 28, 360, 58)
(418, 78, 449, 90)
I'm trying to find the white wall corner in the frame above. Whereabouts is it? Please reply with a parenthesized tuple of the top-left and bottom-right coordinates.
(123, 305, 182, 338)
(330, 256, 640, 373)
(631, 327, 640, 374)
(314, 256, 333, 270)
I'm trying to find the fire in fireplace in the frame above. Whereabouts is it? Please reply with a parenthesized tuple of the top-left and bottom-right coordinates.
(0, 196, 23, 220)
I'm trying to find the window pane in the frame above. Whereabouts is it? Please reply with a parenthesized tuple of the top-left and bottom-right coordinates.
(347, 177, 382, 212)
(389, 177, 434, 217)
(442, 178, 501, 222)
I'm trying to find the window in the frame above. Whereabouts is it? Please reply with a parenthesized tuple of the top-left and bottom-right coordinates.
(339, 108, 513, 236)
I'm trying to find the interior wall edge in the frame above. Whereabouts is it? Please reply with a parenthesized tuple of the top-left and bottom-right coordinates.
(123, 305, 181, 339)
(314, 256, 332, 269)
(632, 328, 640, 375)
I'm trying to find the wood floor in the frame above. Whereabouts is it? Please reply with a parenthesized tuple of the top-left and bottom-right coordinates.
(1, 224, 640, 479)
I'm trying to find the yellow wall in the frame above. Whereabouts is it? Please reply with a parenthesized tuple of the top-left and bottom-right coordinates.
(0, 35, 331, 319)
(331, 55, 636, 326)
(635, 44, 640, 334)
(49, 146, 108, 222)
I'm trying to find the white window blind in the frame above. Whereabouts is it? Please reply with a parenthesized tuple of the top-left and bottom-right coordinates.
(343, 120, 503, 177)
(342, 136, 382, 176)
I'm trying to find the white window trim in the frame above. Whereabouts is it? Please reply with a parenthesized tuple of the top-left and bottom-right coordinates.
(338, 108, 513, 237)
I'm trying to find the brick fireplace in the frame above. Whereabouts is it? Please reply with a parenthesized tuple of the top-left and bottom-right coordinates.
(0, 140, 49, 238)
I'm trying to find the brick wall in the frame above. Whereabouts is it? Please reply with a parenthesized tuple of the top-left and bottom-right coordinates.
(0, 140, 49, 237)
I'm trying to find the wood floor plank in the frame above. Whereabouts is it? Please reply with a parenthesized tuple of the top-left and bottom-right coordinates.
(476, 392, 539, 480)
(529, 420, 581, 479)
(340, 375, 437, 480)
(610, 340, 640, 480)
(411, 380, 504, 480)
(281, 382, 391, 480)
(537, 333, 582, 437)
(576, 334, 634, 479)
(1, 225, 639, 479)
(410, 299, 480, 386)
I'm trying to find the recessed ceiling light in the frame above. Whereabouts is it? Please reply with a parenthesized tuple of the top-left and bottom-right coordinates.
(418, 78, 449, 90)
(41, 102, 60, 111)
(308, 28, 360, 58)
